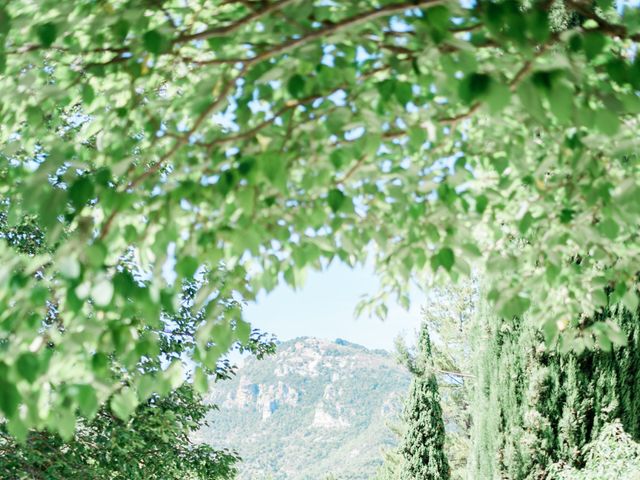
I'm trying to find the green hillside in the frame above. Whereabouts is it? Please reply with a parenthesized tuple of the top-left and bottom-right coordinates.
(195, 338, 410, 480)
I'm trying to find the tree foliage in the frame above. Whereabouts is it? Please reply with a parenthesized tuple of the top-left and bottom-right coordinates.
(550, 420, 640, 480)
(379, 282, 475, 479)
(470, 300, 640, 479)
(416, 283, 475, 478)
(0, 385, 239, 480)
(398, 325, 450, 479)
(1, 0, 640, 433)
(0, 312, 277, 478)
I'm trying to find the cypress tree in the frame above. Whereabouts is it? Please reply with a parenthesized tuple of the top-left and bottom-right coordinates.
(399, 325, 450, 480)
(470, 300, 640, 479)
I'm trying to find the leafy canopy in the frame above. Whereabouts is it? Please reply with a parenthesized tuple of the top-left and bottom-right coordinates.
(1, 0, 640, 433)
(0, 385, 240, 480)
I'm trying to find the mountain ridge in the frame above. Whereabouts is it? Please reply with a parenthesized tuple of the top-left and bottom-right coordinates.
(196, 336, 410, 479)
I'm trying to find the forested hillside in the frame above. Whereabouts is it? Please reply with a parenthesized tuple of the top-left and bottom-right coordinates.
(196, 338, 410, 480)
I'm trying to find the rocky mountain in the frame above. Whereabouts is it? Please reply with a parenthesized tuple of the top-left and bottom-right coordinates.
(195, 337, 411, 480)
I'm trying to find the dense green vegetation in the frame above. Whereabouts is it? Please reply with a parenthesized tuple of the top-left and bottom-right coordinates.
(0, 385, 239, 480)
(470, 300, 640, 479)
(550, 420, 640, 480)
(0, 208, 278, 477)
(374, 286, 640, 479)
(0, 323, 277, 479)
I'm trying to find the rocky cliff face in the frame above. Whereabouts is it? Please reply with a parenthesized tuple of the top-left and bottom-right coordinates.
(195, 337, 410, 480)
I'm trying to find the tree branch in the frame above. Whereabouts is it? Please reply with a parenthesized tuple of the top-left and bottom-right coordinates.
(174, 0, 299, 44)
(192, 0, 446, 66)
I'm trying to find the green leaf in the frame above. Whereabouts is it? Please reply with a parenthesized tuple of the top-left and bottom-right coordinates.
(394, 81, 413, 106)
(35, 22, 57, 47)
(475, 195, 488, 214)
(0, 7, 11, 36)
(528, 9, 550, 43)
(622, 289, 639, 312)
(143, 29, 169, 55)
(592, 289, 608, 307)
(500, 294, 531, 318)
(596, 330, 612, 352)
(606, 59, 628, 84)
(486, 81, 511, 114)
(518, 212, 534, 234)
(110, 388, 138, 421)
(541, 319, 558, 345)
(164, 361, 185, 390)
(86, 242, 108, 268)
(82, 84, 95, 105)
(26, 106, 43, 127)
(607, 323, 628, 346)
(425, 5, 451, 30)
(459, 73, 491, 104)
(517, 80, 546, 122)
(235, 319, 251, 343)
(194, 367, 209, 394)
(328, 189, 346, 213)
(137, 375, 157, 401)
(594, 109, 620, 136)
(597, 0, 614, 9)
(57, 409, 76, 441)
(69, 176, 95, 210)
(91, 279, 114, 307)
(111, 19, 130, 43)
(548, 84, 573, 124)
(330, 150, 346, 169)
(598, 217, 619, 239)
(16, 352, 39, 383)
(532, 71, 557, 92)
(0, 379, 20, 417)
(75, 385, 99, 418)
(7, 417, 27, 443)
(176, 255, 199, 278)
(425, 224, 440, 242)
(376, 79, 394, 101)
(431, 247, 455, 272)
(409, 127, 427, 151)
(261, 152, 287, 192)
(287, 74, 306, 98)
(30, 285, 48, 305)
(583, 32, 606, 60)
(461, 242, 482, 257)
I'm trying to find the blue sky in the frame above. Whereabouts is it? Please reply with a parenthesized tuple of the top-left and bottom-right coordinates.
(244, 262, 424, 351)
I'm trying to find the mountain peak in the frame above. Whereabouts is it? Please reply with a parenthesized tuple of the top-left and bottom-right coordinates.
(198, 336, 410, 479)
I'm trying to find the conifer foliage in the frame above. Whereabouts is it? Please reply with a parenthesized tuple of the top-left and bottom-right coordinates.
(399, 325, 450, 480)
(470, 302, 640, 479)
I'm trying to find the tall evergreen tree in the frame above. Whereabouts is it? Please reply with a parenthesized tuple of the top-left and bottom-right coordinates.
(399, 325, 450, 480)
(470, 300, 640, 479)
(377, 282, 476, 480)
